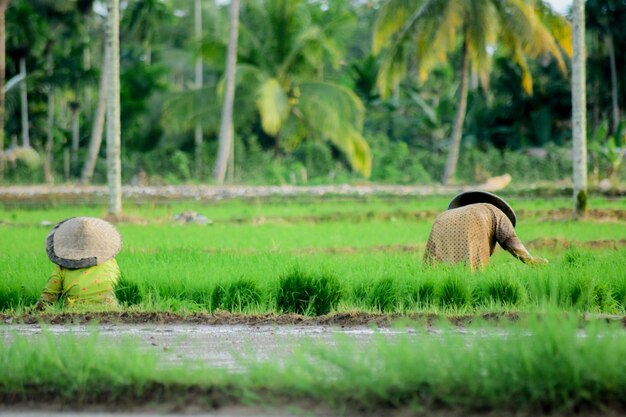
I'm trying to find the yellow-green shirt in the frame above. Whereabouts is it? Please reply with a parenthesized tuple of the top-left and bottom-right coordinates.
(36, 258, 121, 310)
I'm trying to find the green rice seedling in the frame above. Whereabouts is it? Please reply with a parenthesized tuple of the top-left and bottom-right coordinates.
(437, 274, 472, 309)
(591, 281, 620, 313)
(368, 277, 398, 312)
(562, 247, 594, 267)
(404, 279, 436, 309)
(186, 286, 212, 309)
(564, 276, 589, 310)
(114, 276, 143, 307)
(479, 275, 524, 307)
(277, 268, 342, 315)
(210, 284, 226, 311)
(221, 279, 262, 312)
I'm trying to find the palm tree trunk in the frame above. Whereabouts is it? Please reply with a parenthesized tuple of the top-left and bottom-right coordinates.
(228, 121, 234, 183)
(572, 0, 587, 216)
(442, 39, 469, 185)
(44, 47, 54, 183)
(19, 57, 30, 148)
(213, 0, 240, 184)
(81, 43, 109, 184)
(106, 0, 122, 215)
(194, 0, 203, 180)
(70, 103, 80, 176)
(607, 34, 620, 134)
(0, 0, 8, 181)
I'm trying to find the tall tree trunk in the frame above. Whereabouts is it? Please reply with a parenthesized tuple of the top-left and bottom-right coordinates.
(213, 0, 240, 184)
(83, 21, 92, 116)
(194, 0, 203, 180)
(106, 0, 122, 215)
(442, 39, 469, 185)
(19, 57, 30, 148)
(81, 43, 109, 184)
(0, 0, 8, 181)
(572, 0, 587, 216)
(44, 47, 54, 183)
(70, 102, 80, 176)
(607, 34, 620, 134)
(228, 122, 234, 183)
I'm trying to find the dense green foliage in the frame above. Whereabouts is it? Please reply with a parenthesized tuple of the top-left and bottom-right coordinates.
(1, 196, 624, 315)
(1, 317, 626, 412)
(2, 0, 624, 184)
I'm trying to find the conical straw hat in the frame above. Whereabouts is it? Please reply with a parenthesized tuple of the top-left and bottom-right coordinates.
(448, 191, 517, 227)
(46, 217, 122, 269)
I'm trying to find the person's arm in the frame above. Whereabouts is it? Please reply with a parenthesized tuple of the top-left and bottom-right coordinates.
(35, 266, 64, 310)
(496, 216, 547, 265)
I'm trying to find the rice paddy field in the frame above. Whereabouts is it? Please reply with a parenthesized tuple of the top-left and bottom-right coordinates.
(1, 194, 625, 316)
(1, 191, 626, 416)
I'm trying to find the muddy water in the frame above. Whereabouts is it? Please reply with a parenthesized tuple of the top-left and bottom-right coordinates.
(1, 324, 427, 370)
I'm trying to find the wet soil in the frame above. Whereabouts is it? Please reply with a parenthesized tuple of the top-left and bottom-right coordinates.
(1, 311, 521, 326)
(2, 311, 624, 327)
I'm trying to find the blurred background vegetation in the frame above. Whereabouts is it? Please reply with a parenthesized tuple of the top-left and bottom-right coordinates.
(1, 0, 624, 186)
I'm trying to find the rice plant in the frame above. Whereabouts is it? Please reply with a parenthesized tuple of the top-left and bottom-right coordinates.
(114, 276, 143, 307)
(212, 278, 262, 312)
(276, 268, 342, 315)
(368, 277, 398, 312)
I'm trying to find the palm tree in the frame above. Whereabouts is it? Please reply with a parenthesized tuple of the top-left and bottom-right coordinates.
(0, 0, 8, 181)
(81, 42, 109, 184)
(215, 0, 371, 178)
(586, 0, 623, 134)
(123, 0, 172, 65)
(194, 0, 203, 180)
(572, 0, 587, 216)
(373, 0, 571, 184)
(213, 0, 240, 184)
(18, 54, 29, 148)
(106, 0, 121, 215)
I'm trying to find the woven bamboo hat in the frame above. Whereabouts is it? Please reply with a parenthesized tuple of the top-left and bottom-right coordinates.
(448, 191, 517, 227)
(46, 217, 122, 269)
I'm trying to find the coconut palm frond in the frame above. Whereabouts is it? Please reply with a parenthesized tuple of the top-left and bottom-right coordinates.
(296, 82, 370, 177)
(374, 0, 437, 97)
(161, 86, 220, 134)
(464, 0, 498, 80)
(414, 0, 463, 82)
(372, 0, 421, 54)
(494, 0, 569, 75)
(256, 78, 290, 136)
(535, 0, 573, 56)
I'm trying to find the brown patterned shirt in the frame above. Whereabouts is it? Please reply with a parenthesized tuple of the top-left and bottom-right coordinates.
(424, 203, 536, 270)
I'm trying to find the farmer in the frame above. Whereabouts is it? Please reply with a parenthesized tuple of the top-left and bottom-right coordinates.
(424, 191, 546, 270)
(35, 217, 122, 310)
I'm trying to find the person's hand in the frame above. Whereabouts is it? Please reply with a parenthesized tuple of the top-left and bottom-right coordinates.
(528, 256, 548, 266)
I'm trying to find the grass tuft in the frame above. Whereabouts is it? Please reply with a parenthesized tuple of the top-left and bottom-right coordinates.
(277, 268, 342, 315)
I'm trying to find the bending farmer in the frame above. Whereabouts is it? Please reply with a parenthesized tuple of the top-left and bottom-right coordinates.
(36, 217, 122, 310)
(424, 191, 546, 270)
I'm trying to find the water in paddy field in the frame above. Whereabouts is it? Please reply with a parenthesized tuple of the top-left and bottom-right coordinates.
(0, 323, 522, 370)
